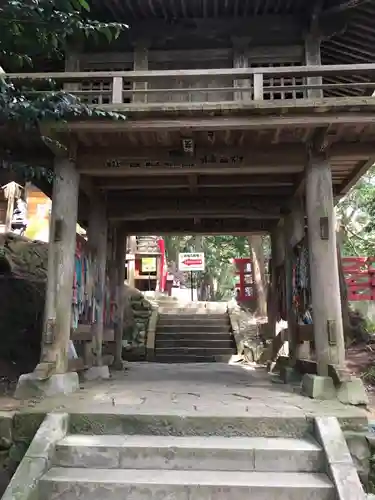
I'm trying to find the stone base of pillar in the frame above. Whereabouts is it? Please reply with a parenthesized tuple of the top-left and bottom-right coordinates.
(337, 377, 369, 406)
(111, 360, 128, 371)
(83, 365, 110, 381)
(302, 373, 369, 406)
(280, 366, 302, 384)
(14, 372, 79, 400)
(302, 374, 336, 400)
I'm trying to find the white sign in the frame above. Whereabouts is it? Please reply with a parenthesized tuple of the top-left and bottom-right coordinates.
(178, 252, 205, 272)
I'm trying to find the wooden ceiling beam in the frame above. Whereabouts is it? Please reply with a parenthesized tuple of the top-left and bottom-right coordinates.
(121, 217, 275, 235)
(78, 142, 375, 163)
(96, 174, 295, 190)
(107, 195, 284, 220)
(64, 112, 375, 134)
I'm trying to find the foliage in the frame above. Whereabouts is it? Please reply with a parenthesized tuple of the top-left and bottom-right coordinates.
(0, 0, 128, 178)
(164, 235, 250, 301)
(0, 0, 126, 67)
(336, 165, 375, 256)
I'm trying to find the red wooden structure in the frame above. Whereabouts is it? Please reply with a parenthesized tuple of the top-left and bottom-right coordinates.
(342, 257, 375, 301)
(233, 258, 255, 302)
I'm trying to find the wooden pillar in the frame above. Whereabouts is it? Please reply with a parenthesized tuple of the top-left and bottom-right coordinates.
(268, 230, 279, 338)
(306, 151, 346, 375)
(38, 157, 79, 375)
(283, 218, 297, 366)
(114, 226, 126, 368)
(282, 200, 305, 366)
(127, 235, 137, 288)
(133, 40, 149, 103)
(88, 197, 108, 367)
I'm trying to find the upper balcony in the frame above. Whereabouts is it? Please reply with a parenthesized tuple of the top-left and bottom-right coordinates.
(7, 63, 375, 120)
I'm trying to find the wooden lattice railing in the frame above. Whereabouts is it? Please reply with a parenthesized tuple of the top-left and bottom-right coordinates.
(5, 64, 375, 107)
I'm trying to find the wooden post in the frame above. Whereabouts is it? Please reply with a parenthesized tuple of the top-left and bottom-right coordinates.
(114, 226, 126, 369)
(88, 197, 108, 367)
(283, 217, 297, 367)
(127, 235, 137, 288)
(268, 230, 279, 338)
(233, 41, 251, 101)
(133, 40, 149, 103)
(305, 150, 346, 375)
(3, 182, 22, 232)
(305, 29, 322, 99)
(38, 157, 79, 375)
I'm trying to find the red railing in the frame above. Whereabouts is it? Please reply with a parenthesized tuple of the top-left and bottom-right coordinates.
(342, 257, 375, 301)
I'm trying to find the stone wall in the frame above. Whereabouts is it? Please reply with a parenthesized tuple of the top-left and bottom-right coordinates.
(0, 411, 43, 496)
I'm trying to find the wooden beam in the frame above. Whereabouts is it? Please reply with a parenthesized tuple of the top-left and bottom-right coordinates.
(10, 63, 375, 81)
(79, 150, 304, 175)
(78, 142, 375, 166)
(97, 175, 295, 190)
(338, 157, 375, 194)
(107, 196, 283, 220)
(63, 112, 375, 134)
(81, 45, 303, 67)
(122, 217, 275, 235)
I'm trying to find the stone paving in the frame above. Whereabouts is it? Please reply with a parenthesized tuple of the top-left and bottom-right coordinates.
(20, 362, 367, 422)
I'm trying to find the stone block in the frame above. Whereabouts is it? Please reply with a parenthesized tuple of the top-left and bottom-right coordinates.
(328, 463, 366, 500)
(337, 378, 369, 406)
(14, 372, 79, 399)
(83, 365, 110, 381)
(0, 412, 14, 450)
(314, 417, 353, 464)
(302, 374, 336, 400)
(1, 413, 68, 500)
(280, 366, 301, 385)
(345, 431, 371, 488)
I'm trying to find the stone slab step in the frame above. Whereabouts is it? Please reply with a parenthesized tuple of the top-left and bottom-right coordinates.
(158, 309, 229, 316)
(40, 468, 335, 500)
(54, 435, 324, 472)
(154, 355, 234, 363)
(67, 412, 315, 438)
(156, 332, 232, 341)
(156, 339, 234, 349)
(158, 315, 229, 323)
(157, 324, 230, 332)
(155, 347, 235, 356)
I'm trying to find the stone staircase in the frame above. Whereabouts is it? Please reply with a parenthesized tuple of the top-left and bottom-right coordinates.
(36, 413, 343, 500)
(154, 299, 236, 363)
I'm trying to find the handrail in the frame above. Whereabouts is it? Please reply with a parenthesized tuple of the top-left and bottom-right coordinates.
(5, 64, 375, 105)
(5, 63, 375, 80)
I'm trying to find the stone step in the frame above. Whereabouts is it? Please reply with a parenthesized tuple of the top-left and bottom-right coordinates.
(54, 435, 325, 473)
(158, 308, 228, 315)
(67, 412, 314, 438)
(155, 339, 234, 349)
(40, 468, 335, 500)
(156, 332, 232, 341)
(159, 309, 229, 321)
(154, 355, 234, 363)
(155, 347, 235, 357)
(157, 323, 230, 332)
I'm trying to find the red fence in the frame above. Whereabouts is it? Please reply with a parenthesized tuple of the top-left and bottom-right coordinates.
(233, 258, 255, 302)
(342, 257, 375, 301)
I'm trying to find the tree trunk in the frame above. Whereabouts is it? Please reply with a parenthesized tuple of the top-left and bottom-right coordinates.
(336, 224, 351, 344)
(248, 235, 267, 317)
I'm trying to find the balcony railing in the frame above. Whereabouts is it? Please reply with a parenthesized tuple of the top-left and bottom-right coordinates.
(6, 64, 375, 107)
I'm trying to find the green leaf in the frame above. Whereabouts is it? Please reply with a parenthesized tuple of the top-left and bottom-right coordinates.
(77, 0, 90, 11)
(101, 26, 113, 43)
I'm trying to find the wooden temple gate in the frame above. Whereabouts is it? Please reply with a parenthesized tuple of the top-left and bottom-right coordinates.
(3, 0, 375, 393)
